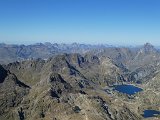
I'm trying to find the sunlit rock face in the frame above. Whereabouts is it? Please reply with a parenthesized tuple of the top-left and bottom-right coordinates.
(0, 43, 160, 120)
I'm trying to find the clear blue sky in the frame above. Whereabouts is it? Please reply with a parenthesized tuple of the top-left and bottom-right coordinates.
(0, 0, 160, 45)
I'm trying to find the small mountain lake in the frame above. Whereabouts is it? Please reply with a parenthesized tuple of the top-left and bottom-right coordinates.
(143, 110, 160, 118)
(114, 84, 143, 95)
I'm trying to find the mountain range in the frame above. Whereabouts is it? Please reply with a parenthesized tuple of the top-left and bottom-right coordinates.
(0, 43, 160, 120)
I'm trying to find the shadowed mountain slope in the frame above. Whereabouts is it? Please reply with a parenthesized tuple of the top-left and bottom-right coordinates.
(0, 43, 160, 120)
(0, 53, 141, 120)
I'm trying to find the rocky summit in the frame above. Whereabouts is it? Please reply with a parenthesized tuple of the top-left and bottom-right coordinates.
(0, 43, 160, 120)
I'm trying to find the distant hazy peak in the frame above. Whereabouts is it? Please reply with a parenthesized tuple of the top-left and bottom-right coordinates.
(144, 42, 154, 48)
(140, 43, 157, 54)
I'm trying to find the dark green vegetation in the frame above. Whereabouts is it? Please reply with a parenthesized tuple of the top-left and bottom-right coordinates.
(0, 43, 160, 120)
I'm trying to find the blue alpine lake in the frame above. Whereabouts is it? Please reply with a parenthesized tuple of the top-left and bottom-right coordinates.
(114, 84, 143, 95)
(143, 110, 160, 118)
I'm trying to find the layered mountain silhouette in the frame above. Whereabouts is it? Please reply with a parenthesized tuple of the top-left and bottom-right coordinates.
(0, 43, 160, 120)
(0, 43, 111, 64)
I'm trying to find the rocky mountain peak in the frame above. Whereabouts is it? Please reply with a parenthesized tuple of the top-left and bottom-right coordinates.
(141, 43, 157, 54)
(1, 43, 160, 120)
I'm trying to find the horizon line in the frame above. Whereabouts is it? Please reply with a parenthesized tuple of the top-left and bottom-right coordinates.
(0, 42, 158, 47)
